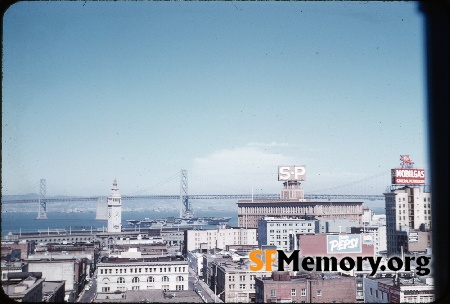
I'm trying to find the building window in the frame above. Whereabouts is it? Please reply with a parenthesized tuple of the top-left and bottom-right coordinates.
(229, 284, 235, 289)
(162, 285, 169, 291)
(176, 276, 184, 282)
(317, 290, 322, 297)
(102, 287, 110, 292)
(132, 277, 139, 283)
(301, 288, 306, 296)
(176, 285, 184, 291)
(132, 286, 139, 290)
(117, 277, 125, 283)
(240, 284, 246, 289)
(240, 275, 246, 281)
(147, 276, 154, 282)
(229, 276, 235, 282)
(162, 276, 170, 282)
(291, 289, 296, 296)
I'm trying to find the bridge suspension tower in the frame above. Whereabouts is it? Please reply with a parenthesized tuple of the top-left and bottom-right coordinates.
(180, 169, 192, 219)
(36, 179, 47, 220)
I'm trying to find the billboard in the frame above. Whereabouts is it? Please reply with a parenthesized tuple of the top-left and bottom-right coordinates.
(391, 168, 425, 185)
(326, 234, 362, 254)
(408, 232, 419, 243)
(278, 166, 306, 181)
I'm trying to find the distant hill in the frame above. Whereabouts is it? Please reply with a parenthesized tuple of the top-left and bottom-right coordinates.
(2, 193, 39, 200)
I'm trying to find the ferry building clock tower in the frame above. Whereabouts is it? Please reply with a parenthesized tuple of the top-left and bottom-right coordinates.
(107, 179, 122, 233)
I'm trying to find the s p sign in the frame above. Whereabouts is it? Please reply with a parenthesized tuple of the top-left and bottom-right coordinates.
(278, 166, 306, 181)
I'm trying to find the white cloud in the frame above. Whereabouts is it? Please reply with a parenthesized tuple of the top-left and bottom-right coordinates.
(190, 146, 296, 194)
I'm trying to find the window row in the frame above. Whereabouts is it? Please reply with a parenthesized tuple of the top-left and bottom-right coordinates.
(100, 266, 186, 275)
(115, 276, 185, 283)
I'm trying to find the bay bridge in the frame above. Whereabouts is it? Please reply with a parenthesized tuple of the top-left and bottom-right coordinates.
(1, 169, 388, 219)
(1, 193, 384, 204)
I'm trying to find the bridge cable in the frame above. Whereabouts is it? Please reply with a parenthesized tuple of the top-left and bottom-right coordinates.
(306, 171, 389, 194)
(127, 171, 181, 196)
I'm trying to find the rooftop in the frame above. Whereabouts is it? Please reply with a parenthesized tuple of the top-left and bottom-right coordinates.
(97, 290, 202, 303)
(99, 256, 188, 265)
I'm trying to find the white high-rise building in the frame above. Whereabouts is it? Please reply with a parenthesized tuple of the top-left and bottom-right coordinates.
(107, 179, 122, 233)
(384, 186, 431, 256)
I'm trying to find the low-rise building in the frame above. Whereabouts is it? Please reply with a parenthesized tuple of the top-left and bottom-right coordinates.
(42, 281, 65, 302)
(213, 260, 272, 303)
(202, 253, 232, 287)
(363, 275, 434, 303)
(184, 228, 257, 253)
(255, 272, 356, 303)
(1, 241, 33, 260)
(2, 273, 44, 302)
(1, 261, 28, 282)
(96, 256, 188, 293)
(186, 252, 203, 277)
(26, 257, 88, 302)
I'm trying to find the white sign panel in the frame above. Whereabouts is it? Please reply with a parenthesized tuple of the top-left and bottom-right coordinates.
(278, 166, 306, 181)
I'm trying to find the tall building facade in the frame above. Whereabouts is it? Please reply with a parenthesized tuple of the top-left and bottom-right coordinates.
(385, 157, 431, 257)
(107, 179, 122, 233)
(385, 186, 431, 256)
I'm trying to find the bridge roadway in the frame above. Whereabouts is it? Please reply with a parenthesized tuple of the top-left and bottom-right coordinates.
(1, 193, 384, 204)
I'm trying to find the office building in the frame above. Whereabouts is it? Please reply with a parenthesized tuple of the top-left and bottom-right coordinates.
(184, 227, 257, 253)
(96, 256, 188, 293)
(238, 166, 362, 228)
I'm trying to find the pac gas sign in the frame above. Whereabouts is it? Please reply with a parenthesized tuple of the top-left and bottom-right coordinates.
(391, 168, 425, 185)
(278, 166, 306, 181)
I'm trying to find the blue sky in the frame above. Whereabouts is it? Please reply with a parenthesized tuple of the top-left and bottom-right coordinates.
(2, 1, 429, 197)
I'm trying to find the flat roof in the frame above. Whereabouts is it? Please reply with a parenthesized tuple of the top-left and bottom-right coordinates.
(98, 290, 202, 303)
(237, 200, 363, 204)
(99, 257, 188, 264)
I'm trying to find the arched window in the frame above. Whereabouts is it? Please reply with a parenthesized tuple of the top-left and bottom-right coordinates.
(117, 277, 125, 284)
(147, 277, 154, 282)
(162, 276, 169, 282)
(132, 277, 140, 283)
(176, 276, 184, 282)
